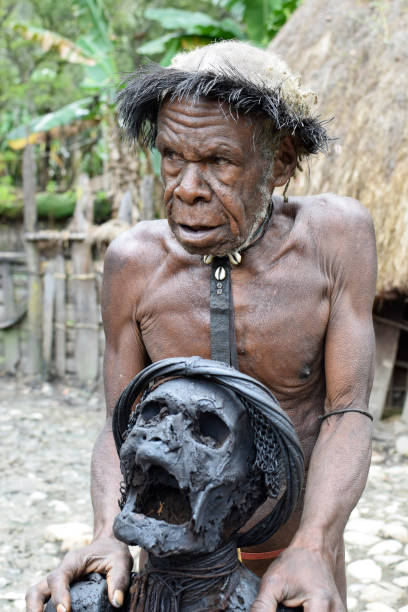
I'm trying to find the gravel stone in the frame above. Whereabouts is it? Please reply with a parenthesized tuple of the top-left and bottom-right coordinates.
(348, 559, 382, 583)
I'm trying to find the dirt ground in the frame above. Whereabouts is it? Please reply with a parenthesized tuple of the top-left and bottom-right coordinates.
(0, 375, 407, 611)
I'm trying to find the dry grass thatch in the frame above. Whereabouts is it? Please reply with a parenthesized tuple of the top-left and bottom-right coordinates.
(269, 0, 408, 297)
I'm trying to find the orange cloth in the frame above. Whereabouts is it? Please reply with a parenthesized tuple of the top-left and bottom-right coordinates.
(239, 548, 285, 561)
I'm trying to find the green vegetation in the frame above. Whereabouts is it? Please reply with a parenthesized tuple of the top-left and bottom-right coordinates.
(0, 0, 300, 222)
(0, 184, 111, 222)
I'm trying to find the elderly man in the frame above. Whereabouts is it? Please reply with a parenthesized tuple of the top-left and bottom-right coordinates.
(27, 41, 377, 612)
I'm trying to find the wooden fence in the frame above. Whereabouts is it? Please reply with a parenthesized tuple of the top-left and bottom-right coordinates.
(0, 145, 126, 384)
(0, 249, 105, 383)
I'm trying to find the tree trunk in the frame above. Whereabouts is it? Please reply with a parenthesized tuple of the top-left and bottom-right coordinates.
(104, 111, 140, 222)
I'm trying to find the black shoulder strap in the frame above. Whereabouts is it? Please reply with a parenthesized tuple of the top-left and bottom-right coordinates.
(210, 257, 238, 368)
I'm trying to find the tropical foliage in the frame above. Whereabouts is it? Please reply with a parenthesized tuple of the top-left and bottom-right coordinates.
(0, 0, 301, 220)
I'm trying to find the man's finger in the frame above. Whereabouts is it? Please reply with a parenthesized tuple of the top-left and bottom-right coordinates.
(106, 553, 133, 608)
(46, 555, 79, 612)
(26, 579, 51, 612)
(250, 593, 278, 611)
(303, 593, 335, 612)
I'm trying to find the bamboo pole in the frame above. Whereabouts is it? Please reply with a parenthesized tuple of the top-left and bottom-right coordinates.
(2, 263, 20, 373)
(23, 143, 43, 376)
(140, 174, 155, 220)
(42, 260, 56, 378)
(55, 253, 66, 378)
(72, 174, 99, 383)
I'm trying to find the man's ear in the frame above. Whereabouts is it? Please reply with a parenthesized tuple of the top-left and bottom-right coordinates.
(270, 135, 297, 187)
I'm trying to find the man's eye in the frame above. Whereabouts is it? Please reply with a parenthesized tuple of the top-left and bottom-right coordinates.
(212, 157, 229, 166)
(163, 149, 180, 161)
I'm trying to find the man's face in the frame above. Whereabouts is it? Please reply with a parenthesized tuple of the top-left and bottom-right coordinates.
(156, 97, 278, 256)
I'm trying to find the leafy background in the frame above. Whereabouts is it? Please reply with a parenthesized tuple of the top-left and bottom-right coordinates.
(0, 0, 300, 221)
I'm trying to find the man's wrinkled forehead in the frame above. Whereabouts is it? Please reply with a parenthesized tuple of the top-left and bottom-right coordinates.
(156, 96, 255, 142)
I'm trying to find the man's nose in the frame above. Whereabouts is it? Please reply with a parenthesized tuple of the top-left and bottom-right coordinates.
(173, 162, 211, 205)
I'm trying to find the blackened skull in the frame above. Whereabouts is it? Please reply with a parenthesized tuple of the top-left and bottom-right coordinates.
(113, 377, 266, 556)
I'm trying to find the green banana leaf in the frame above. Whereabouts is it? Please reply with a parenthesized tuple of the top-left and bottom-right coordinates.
(13, 24, 96, 65)
(7, 98, 95, 149)
(145, 8, 244, 39)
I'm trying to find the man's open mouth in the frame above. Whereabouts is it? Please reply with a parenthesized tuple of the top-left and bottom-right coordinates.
(133, 465, 192, 525)
(179, 224, 220, 235)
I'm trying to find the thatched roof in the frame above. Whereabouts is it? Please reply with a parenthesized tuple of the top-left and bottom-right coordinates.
(269, 0, 408, 297)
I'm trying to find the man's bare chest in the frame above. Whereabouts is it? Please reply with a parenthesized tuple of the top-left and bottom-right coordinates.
(136, 251, 330, 398)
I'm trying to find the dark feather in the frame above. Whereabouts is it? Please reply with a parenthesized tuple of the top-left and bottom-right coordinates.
(116, 63, 330, 156)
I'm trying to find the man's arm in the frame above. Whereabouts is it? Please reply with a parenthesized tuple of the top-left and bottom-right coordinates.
(252, 201, 377, 611)
(27, 232, 148, 612)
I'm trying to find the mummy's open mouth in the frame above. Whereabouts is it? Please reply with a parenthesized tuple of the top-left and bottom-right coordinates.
(133, 465, 192, 525)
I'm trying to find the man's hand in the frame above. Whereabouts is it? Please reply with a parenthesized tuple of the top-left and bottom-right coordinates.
(26, 536, 133, 612)
(250, 547, 345, 612)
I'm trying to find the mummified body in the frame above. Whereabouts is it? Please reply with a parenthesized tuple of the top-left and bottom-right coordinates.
(45, 357, 303, 612)
(111, 357, 304, 611)
(117, 378, 260, 610)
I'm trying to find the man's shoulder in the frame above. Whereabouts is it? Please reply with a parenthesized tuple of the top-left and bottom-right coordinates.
(295, 193, 373, 232)
(293, 194, 376, 286)
(105, 219, 173, 270)
(292, 193, 375, 256)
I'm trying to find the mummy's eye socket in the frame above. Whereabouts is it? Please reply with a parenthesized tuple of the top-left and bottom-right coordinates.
(140, 401, 163, 422)
(196, 411, 229, 447)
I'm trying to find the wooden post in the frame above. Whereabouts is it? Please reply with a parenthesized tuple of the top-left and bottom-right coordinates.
(23, 143, 43, 376)
(72, 174, 99, 383)
(402, 390, 408, 425)
(140, 175, 155, 220)
(2, 262, 20, 373)
(118, 188, 133, 224)
(55, 253, 66, 377)
(369, 320, 400, 421)
(42, 260, 56, 378)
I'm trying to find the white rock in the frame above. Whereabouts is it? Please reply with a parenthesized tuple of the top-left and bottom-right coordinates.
(365, 604, 396, 612)
(347, 596, 358, 610)
(9, 408, 22, 417)
(371, 450, 385, 463)
(398, 606, 408, 612)
(374, 554, 404, 566)
(380, 522, 408, 543)
(345, 530, 381, 547)
(360, 582, 403, 605)
(41, 382, 52, 395)
(393, 575, 408, 588)
(28, 491, 47, 503)
(44, 522, 92, 552)
(349, 583, 364, 594)
(350, 507, 360, 519)
(0, 592, 26, 601)
(395, 559, 408, 574)
(369, 539, 403, 555)
(347, 559, 382, 583)
(395, 435, 408, 456)
(387, 465, 408, 477)
(0, 577, 9, 589)
(49, 499, 70, 513)
(347, 518, 383, 536)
